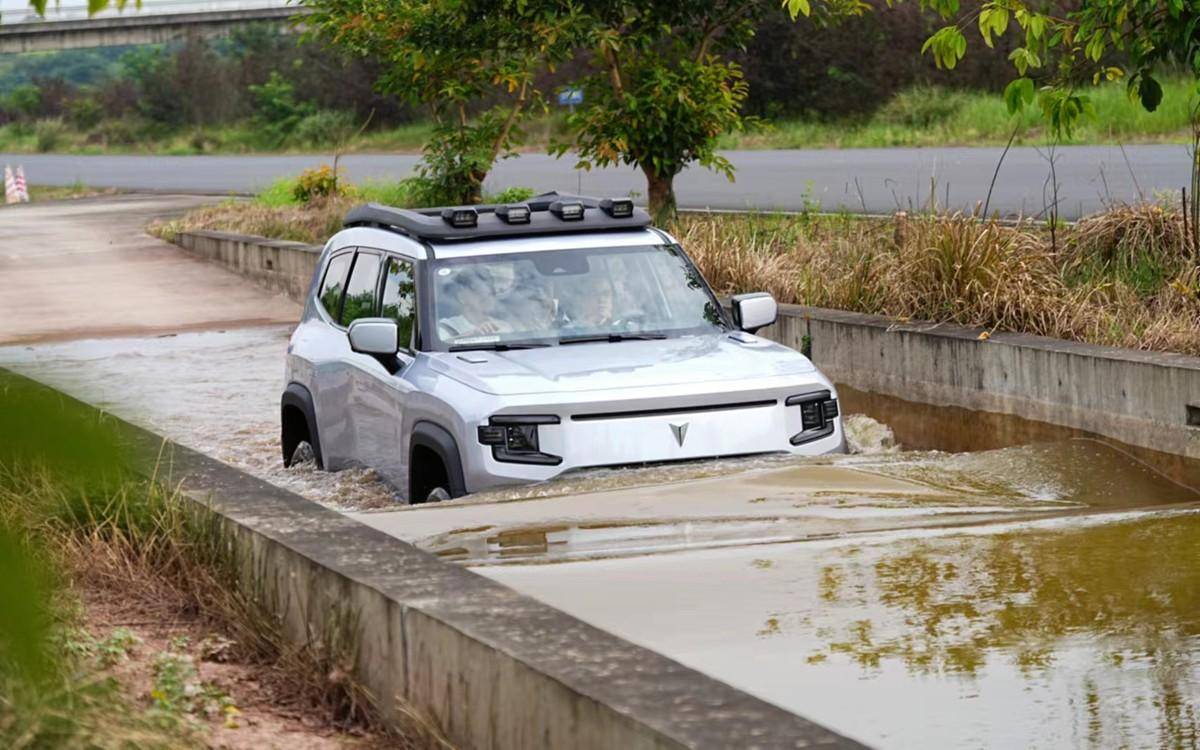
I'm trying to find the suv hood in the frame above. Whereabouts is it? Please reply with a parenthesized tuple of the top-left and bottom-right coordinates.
(429, 333, 816, 396)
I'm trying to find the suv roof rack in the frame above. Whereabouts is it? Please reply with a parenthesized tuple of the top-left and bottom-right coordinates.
(342, 191, 652, 241)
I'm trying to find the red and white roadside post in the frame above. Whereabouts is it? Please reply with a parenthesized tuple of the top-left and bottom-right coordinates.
(14, 166, 29, 202)
(3, 166, 19, 205)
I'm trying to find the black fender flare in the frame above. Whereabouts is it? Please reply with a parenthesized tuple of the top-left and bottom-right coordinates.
(410, 421, 466, 498)
(281, 382, 324, 469)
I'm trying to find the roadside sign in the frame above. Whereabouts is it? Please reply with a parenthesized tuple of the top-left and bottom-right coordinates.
(557, 87, 583, 108)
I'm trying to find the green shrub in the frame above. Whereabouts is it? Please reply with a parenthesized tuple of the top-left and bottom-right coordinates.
(67, 98, 103, 131)
(249, 72, 315, 144)
(290, 110, 356, 148)
(487, 186, 536, 204)
(293, 165, 340, 203)
(33, 119, 66, 153)
(6, 84, 41, 119)
(90, 118, 140, 147)
(875, 86, 973, 129)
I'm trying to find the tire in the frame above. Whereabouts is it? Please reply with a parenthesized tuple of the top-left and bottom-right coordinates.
(425, 486, 451, 503)
(288, 441, 316, 466)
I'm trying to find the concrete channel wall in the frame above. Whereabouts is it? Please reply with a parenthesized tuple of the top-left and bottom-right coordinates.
(171, 230, 1200, 462)
(3, 369, 860, 750)
(173, 230, 322, 302)
(764, 306, 1200, 462)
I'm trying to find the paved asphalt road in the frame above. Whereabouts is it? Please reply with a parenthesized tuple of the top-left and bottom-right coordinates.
(4, 144, 1192, 219)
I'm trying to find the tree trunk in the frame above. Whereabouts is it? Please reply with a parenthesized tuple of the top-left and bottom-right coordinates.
(642, 165, 677, 224)
(464, 169, 486, 205)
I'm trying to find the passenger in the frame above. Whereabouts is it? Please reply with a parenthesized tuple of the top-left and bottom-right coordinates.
(438, 269, 512, 338)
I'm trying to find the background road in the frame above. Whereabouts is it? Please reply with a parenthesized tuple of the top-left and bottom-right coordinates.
(3, 144, 1191, 219)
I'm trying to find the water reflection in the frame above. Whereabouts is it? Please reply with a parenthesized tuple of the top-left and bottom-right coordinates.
(798, 513, 1200, 747)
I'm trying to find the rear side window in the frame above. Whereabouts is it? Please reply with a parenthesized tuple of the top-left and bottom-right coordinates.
(318, 252, 353, 320)
(340, 252, 382, 326)
(381, 257, 417, 349)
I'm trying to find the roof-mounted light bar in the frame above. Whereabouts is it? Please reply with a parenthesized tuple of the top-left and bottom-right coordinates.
(600, 197, 634, 218)
(495, 203, 531, 224)
(550, 200, 585, 221)
(441, 207, 478, 228)
(342, 193, 652, 241)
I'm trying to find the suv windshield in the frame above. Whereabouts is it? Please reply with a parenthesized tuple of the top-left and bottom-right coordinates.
(429, 244, 728, 350)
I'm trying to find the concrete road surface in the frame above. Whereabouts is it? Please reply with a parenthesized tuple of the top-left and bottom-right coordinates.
(0, 193, 299, 344)
(3, 144, 1192, 219)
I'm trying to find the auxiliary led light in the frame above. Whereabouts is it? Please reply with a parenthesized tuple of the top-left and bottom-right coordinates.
(550, 200, 585, 221)
(497, 203, 531, 224)
(600, 197, 634, 218)
(441, 207, 479, 228)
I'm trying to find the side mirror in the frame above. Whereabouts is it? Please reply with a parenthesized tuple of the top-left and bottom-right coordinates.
(731, 292, 777, 334)
(348, 318, 399, 355)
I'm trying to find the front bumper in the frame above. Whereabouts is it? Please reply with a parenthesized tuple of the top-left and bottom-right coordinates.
(461, 380, 844, 492)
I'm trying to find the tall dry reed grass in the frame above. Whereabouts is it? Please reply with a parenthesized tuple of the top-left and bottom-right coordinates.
(673, 205, 1200, 356)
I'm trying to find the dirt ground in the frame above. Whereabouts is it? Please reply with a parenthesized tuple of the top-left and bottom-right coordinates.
(79, 575, 390, 750)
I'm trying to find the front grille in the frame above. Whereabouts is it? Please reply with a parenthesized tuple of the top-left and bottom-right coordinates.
(569, 399, 777, 422)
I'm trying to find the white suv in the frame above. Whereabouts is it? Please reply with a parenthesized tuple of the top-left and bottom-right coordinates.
(282, 192, 844, 502)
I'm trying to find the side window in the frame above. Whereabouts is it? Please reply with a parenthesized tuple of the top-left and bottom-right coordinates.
(318, 252, 353, 320)
(340, 252, 382, 326)
(381, 257, 417, 350)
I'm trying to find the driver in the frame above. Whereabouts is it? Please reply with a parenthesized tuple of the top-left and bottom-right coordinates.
(570, 277, 617, 328)
(438, 269, 512, 339)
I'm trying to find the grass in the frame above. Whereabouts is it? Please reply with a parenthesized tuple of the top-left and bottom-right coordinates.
(0, 118, 438, 156)
(2, 77, 1197, 156)
(725, 76, 1199, 149)
(0, 375, 450, 748)
(23, 182, 117, 202)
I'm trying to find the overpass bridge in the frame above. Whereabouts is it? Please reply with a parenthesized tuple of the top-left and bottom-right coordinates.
(0, 0, 310, 53)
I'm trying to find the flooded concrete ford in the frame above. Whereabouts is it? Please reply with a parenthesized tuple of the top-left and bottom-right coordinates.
(3, 324, 1198, 748)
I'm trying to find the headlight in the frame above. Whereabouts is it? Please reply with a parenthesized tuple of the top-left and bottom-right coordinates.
(477, 415, 562, 465)
(786, 390, 838, 445)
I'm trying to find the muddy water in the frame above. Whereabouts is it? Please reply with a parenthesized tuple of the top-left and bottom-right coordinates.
(6, 327, 1200, 748)
(0, 326, 399, 509)
(484, 510, 1200, 749)
(0, 325, 938, 510)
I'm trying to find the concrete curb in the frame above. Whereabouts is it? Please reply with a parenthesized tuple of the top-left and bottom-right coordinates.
(1, 368, 864, 750)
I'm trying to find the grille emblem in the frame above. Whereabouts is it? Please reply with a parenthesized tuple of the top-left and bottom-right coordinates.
(670, 422, 689, 447)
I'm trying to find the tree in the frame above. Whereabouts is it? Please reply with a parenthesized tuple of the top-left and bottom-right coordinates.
(555, 0, 870, 222)
(302, 0, 581, 204)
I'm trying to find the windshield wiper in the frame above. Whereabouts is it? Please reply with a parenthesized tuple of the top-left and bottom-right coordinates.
(449, 342, 551, 352)
(559, 333, 668, 345)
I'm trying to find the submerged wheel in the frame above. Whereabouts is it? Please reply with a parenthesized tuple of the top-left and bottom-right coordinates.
(288, 441, 316, 466)
(281, 403, 322, 469)
(410, 444, 451, 504)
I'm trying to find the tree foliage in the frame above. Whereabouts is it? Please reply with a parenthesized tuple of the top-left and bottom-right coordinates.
(553, 0, 882, 220)
(302, 0, 581, 204)
(549, 1, 752, 221)
(917, 0, 1200, 135)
